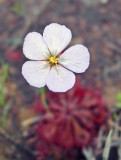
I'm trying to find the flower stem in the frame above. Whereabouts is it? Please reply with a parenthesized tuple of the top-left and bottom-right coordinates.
(40, 87, 53, 118)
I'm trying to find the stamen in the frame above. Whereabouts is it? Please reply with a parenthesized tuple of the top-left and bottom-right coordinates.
(49, 56, 59, 66)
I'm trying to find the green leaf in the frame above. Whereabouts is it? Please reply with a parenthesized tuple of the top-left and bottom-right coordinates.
(1, 103, 12, 127)
(113, 113, 118, 120)
(100, 0, 109, 4)
(10, 1, 23, 15)
(10, 7, 23, 15)
(0, 64, 9, 106)
(116, 102, 121, 109)
(116, 92, 121, 102)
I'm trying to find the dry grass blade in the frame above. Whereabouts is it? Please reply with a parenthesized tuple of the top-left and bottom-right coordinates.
(82, 148, 95, 160)
(103, 129, 113, 160)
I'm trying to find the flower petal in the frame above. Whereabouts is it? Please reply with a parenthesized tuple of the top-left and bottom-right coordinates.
(59, 44, 90, 73)
(23, 32, 50, 60)
(22, 61, 50, 88)
(46, 65, 75, 92)
(43, 23, 72, 56)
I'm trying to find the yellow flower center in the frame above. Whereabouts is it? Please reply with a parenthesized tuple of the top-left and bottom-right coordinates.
(49, 56, 59, 65)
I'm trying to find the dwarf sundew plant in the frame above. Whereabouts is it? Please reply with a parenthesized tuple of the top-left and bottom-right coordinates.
(32, 82, 108, 159)
(22, 23, 90, 92)
(34, 82, 108, 147)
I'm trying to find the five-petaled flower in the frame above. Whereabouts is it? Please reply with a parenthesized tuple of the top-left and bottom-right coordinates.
(22, 23, 90, 92)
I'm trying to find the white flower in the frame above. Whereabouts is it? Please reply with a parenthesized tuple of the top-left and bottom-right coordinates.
(22, 23, 90, 92)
